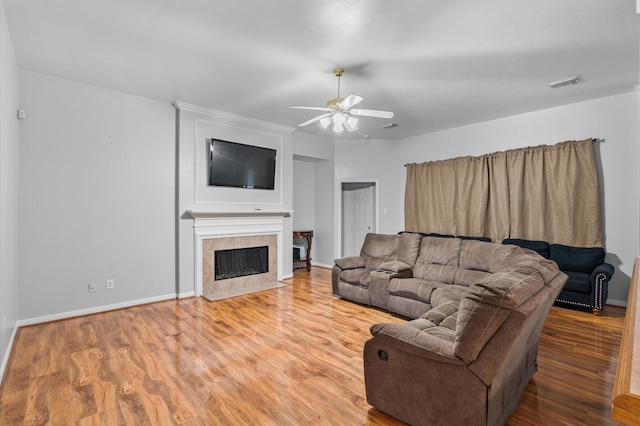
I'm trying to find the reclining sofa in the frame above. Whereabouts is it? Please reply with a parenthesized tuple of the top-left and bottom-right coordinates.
(332, 232, 567, 426)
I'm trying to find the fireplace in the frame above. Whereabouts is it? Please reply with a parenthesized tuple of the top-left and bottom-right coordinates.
(189, 211, 290, 300)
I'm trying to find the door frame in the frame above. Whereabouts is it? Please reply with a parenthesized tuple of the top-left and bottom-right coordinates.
(334, 178, 379, 259)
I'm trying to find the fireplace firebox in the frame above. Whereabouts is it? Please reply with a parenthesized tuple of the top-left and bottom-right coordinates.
(214, 246, 269, 280)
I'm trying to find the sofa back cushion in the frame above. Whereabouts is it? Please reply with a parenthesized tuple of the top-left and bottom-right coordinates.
(397, 232, 423, 267)
(502, 238, 550, 258)
(453, 240, 517, 287)
(549, 244, 604, 273)
(360, 233, 399, 270)
(459, 240, 518, 273)
(413, 237, 461, 284)
(454, 264, 545, 363)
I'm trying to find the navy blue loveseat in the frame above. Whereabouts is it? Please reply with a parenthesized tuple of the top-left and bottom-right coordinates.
(502, 238, 614, 314)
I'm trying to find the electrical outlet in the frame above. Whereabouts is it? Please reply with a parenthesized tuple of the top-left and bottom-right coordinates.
(88, 283, 96, 293)
(106, 279, 115, 290)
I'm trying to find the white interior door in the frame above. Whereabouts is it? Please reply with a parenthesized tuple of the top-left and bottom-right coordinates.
(342, 182, 376, 257)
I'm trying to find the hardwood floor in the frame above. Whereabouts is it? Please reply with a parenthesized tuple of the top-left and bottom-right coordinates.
(0, 267, 626, 425)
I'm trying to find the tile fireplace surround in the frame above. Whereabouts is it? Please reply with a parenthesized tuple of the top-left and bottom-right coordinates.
(190, 211, 289, 300)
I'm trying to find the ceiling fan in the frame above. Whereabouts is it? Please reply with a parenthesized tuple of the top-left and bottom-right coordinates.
(290, 68, 394, 133)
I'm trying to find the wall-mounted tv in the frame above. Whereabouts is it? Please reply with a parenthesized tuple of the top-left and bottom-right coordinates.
(207, 138, 277, 190)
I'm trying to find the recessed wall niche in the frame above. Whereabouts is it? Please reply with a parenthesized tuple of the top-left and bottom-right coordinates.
(194, 120, 284, 206)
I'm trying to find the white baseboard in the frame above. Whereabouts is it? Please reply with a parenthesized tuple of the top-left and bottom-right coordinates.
(606, 298, 627, 308)
(0, 324, 19, 385)
(17, 293, 180, 327)
(312, 262, 333, 269)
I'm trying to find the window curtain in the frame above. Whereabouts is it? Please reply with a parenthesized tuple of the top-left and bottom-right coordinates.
(404, 139, 603, 247)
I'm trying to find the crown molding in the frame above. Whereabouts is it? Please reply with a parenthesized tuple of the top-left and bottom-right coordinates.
(172, 101, 295, 133)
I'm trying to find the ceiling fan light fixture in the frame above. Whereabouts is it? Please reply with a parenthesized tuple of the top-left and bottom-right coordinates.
(319, 116, 332, 129)
(290, 68, 394, 134)
(344, 116, 359, 132)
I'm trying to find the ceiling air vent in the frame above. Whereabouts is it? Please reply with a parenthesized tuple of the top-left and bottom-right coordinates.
(547, 76, 580, 89)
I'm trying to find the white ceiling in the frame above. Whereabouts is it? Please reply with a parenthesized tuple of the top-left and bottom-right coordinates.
(3, 0, 638, 140)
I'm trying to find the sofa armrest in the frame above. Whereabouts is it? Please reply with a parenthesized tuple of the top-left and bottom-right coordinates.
(590, 263, 614, 312)
(369, 266, 413, 310)
(592, 263, 614, 281)
(378, 260, 412, 273)
(369, 322, 459, 362)
(334, 256, 365, 270)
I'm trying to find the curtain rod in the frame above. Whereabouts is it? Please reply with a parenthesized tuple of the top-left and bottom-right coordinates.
(404, 138, 601, 166)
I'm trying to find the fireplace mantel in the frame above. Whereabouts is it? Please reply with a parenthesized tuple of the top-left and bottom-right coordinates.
(186, 210, 292, 219)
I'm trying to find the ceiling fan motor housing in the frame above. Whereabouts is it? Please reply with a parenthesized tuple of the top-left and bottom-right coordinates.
(326, 97, 343, 110)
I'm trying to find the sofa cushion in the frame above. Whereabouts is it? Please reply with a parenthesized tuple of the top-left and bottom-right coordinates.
(397, 232, 423, 266)
(514, 255, 561, 283)
(378, 260, 412, 273)
(459, 240, 518, 274)
(334, 256, 366, 270)
(455, 266, 544, 363)
(339, 268, 372, 287)
(426, 232, 455, 239)
(388, 278, 445, 303)
(413, 237, 461, 283)
(453, 269, 492, 287)
(562, 271, 592, 294)
(430, 285, 466, 307)
(458, 235, 492, 242)
(361, 233, 399, 263)
(549, 244, 604, 273)
(420, 300, 459, 326)
(502, 239, 550, 258)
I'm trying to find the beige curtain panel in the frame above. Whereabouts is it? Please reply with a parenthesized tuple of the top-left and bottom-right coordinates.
(405, 139, 603, 247)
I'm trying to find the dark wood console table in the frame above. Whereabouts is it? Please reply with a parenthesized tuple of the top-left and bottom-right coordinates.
(293, 230, 313, 271)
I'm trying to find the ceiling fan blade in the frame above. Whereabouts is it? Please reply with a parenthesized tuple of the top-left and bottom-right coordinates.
(349, 109, 394, 119)
(289, 106, 331, 112)
(298, 113, 332, 127)
(339, 95, 363, 109)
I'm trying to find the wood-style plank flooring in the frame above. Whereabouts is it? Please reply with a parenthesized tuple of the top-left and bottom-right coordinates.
(0, 267, 626, 425)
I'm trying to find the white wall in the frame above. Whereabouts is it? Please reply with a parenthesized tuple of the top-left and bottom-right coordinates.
(334, 92, 639, 305)
(313, 159, 335, 267)
(18, 71, 177, 321)
(0, 1, 20, 378)
(292, 159, 316, 230)
(334, 139, 408, 235)
(292, 132, 335, 267)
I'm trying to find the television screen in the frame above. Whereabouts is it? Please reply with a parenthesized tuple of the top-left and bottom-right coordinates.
(207, 138, 277, 190)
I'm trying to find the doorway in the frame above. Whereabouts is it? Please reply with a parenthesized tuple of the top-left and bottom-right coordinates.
(340, 181, 378, 258)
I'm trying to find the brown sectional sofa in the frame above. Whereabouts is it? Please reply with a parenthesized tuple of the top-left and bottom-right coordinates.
(332, 232, 567, 426)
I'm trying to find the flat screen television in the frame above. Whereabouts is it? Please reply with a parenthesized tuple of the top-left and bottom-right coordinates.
(207, 138, 277, 190)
